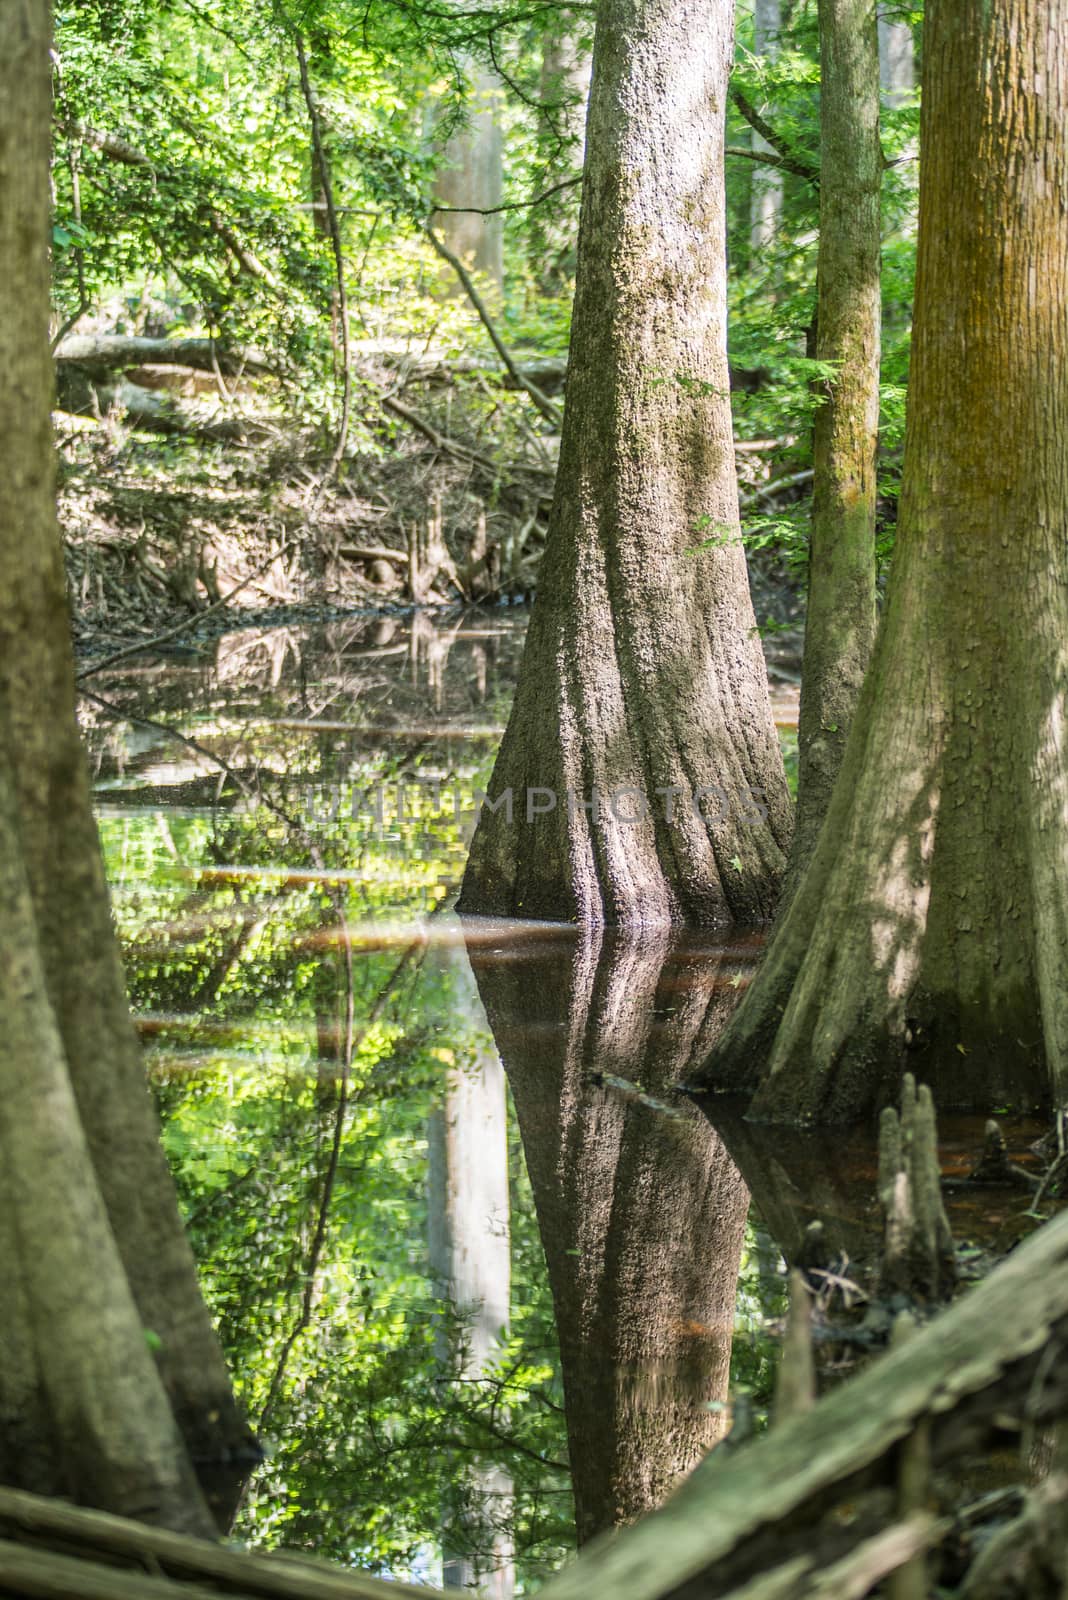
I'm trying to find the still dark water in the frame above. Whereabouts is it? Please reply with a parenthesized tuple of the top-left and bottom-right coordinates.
(79, 609, 1043, 1593)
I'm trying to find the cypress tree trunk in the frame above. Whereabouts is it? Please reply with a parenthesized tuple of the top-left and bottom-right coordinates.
(469, 928, 750, 1543)
(458, 0, 792, 930)
(695, 0, 1068, 1122)
(0, 0, 254, 1525)
(792, 0, 881, 870)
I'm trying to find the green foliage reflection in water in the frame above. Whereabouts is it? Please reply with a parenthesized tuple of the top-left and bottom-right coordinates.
(96, 728, 787, 1585)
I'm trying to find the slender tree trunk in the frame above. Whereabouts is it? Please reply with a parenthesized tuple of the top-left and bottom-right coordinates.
(468, 927, 751, 1544)
(458, 0, 792, 930)
(0, 0, 253, 1525)
(791, 0, 881, 873)
(540, 30, 592, 154)
(532, 29, 593, 289)
(427, 952, 515, 1598)
(696, 0, 1068, 1122)
(750, 0, 784, 254)
(878, 4, 915, 107)
(433, 65, 505, 303)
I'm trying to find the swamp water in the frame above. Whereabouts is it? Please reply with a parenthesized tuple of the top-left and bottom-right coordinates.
(79, 608, 1044, 1593)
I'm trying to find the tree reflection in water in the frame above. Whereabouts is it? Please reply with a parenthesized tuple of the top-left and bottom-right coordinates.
(466, 920, 764, 1545)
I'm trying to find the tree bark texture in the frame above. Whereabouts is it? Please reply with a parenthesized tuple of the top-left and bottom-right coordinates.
(791, 0, 881, 873)
(467, 924, 752, 1543)
(0, 0, 254, 1524)
(458, 0, 792, 930)
(695, 0, 1068, 1121)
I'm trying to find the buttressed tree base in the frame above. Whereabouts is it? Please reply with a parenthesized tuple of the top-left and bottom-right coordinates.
(0, 0, 254, 1531)
(459, 0, 793, 931)
(697, 0, 1068, 1122)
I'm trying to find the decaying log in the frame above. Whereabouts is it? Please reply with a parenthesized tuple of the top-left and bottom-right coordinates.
(359, 346, 774, 402)
(0, 1488, 434, 1600)
(877, 1075, 957, 1303)
(336, 544, 408, 567)
(54, 336, 273, 379)
(537, 1206, 1068, 1600)
(56, 375, 272, 444)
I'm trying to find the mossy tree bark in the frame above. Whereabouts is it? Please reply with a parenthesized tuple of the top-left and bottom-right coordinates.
(695, 0, 1068, 1122)
(0, 0, 254, 1528)
(457, 0, 792, 930)
(791, 0, 881, 871)
(468, 926, 751, 1543)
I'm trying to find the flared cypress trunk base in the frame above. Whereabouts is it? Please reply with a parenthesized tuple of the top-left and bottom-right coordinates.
(457, 0, 792, 929)
(696, 0, 1068, 1124)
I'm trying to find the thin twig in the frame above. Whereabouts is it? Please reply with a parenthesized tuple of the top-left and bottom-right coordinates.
(424, 223, 562, 427)
(295, 32, 353, 501)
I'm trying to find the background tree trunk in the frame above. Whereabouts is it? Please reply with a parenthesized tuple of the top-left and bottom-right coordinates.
(0, 0, 253, 1525)
(877, 4, 914, 106)
(469, 926, 751, 1544)
(540, 30, 592, 155)
(749, 0, 784, 255)
(458, 0, 792, 930)
(427, 952, 515, 1598)
(433, 65, 505, 305)
(696, 0, 1068, 1122)
(791, 0, 881, 874)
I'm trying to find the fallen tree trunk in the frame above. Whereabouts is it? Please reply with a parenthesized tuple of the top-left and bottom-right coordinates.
(56, 375, 273, 443)
(0, 1489, 435, 1600)
(363, 350, 771, 400)
(5, 1215, 1068, 1600)
(54, 335, 273, 379)
(536, 1206, 1068, 1600)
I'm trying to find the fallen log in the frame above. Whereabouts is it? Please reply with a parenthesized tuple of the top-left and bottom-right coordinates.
(538, 1206, 1068, 1600)
(56, 375, 273, 443)
(0, 1489, 434, 1600)
(54, 335, 273, 379)
(356, 347, 774, 400)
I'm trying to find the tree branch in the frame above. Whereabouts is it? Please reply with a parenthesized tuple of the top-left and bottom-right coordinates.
(726, 144, 818, 181)
(430, 173, 581, 217)
(424, 223, 563, 426)
(730, 87, 819, 185)
(295, 34, 353, 496)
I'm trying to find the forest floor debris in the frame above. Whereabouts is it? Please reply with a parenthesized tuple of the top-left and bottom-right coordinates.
(58, 349, 807, 660)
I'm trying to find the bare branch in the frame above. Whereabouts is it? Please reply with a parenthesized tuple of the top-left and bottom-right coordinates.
(424, 223, 563, 426)
(730, 87, 819, 185)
